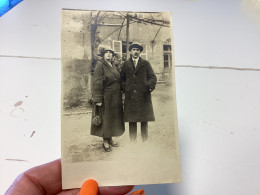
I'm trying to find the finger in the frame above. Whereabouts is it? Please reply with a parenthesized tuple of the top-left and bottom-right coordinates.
(56, 189, 80, 195)
(5, 159, 75, 195)
(99, 185, 134, 195)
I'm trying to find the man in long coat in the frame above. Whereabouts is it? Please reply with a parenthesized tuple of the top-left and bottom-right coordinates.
(120, 42, 157, 142)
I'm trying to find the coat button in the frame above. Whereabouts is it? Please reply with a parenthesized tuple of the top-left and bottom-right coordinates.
(133, 90, 137, 93)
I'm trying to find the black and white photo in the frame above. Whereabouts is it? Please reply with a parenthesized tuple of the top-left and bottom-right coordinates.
(61, 9, 182, 188)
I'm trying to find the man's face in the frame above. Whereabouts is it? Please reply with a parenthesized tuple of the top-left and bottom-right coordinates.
(130, 48, 141, 59)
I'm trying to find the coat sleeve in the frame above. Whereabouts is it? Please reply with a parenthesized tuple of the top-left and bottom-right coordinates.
(120, 62, 127, 92)
(146, 61, 157, 91)
(92, 62, 104, 103)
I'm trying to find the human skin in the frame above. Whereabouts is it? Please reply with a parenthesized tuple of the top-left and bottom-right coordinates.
(104, 50, 113, 61)
(130, 48, 141, 59)
(5, 159, 134, 195)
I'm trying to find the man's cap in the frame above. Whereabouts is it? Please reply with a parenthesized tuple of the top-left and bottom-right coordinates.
(129, 42, 143, 52)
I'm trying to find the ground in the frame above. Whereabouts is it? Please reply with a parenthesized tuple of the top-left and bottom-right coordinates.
(62, 83, 178, 163)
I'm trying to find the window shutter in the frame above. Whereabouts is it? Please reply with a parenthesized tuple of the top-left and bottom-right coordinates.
(112, 40, 122, 58)
(140, 44, 147, 60)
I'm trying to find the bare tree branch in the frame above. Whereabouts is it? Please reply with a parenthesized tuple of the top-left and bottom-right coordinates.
(102, 21, 136, 41)
(118, 18, 126, 40)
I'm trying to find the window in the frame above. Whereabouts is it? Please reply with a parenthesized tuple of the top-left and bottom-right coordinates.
(163, 45, 172, 68)
(113, 41, 148, 61)
(122, 41, 133, 54)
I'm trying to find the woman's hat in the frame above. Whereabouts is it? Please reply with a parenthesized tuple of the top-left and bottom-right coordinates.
(129, 42, 143, 52)
(98, 45, 115, 57)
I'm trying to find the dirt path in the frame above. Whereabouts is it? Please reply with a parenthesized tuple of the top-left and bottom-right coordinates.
(62, 83, 178, 163)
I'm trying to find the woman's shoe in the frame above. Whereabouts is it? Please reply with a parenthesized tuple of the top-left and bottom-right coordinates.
(103, 142, 111, 152)
(108, 138, 119, 147)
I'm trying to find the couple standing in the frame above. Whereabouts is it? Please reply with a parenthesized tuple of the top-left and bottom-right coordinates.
(91, 42, 157, 152)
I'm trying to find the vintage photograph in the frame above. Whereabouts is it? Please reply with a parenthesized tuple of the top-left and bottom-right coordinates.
(61, 9, 182, 189)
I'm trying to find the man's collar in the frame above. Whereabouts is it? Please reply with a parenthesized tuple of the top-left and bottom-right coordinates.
(132, 57, 140, 62)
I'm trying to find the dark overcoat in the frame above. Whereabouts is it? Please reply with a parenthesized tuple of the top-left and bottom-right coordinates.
(120, 57, 157, 122)
(91, 59, 125, 138)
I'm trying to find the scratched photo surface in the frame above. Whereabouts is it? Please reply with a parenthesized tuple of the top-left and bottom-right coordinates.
(61, 9, 182, 189)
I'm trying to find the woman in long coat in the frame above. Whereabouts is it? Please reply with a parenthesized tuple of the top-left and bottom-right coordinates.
(91, 46, 125, 152)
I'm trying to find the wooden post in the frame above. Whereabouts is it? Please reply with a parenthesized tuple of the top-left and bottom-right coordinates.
(126, 13, 130, 58)
(91, 11, 100, 75)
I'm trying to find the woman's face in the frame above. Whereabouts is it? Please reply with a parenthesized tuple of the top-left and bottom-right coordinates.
(104, 50, 113, 61)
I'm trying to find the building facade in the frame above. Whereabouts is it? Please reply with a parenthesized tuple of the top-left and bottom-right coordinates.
(92, 11, 174, 81)
(62, 10, 174, 109)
